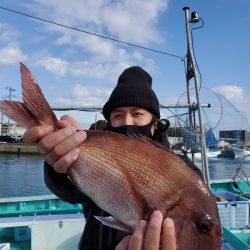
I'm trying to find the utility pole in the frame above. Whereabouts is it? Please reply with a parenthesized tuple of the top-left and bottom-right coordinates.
(183, 7, 210, 186)
(0, 112, 3, 135)
(5, 87, 16, 135)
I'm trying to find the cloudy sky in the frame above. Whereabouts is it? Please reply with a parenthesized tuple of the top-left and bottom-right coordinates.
(0, 0, 249, 130)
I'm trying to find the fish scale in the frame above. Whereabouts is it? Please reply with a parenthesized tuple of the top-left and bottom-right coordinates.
(70, 148, 143, 229)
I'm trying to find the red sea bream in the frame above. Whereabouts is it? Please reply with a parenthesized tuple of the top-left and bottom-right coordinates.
(0, 64, 221, 250)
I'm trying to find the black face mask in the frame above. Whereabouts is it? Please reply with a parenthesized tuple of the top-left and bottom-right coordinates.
(109, 121, 154, 138)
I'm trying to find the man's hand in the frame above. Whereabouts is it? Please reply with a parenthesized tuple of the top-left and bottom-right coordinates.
(115, 211, 176, 250)
(23, 115, 87, 173)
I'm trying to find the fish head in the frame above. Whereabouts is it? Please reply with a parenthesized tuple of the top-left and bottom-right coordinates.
(166, 189, 222, 250)
(174, 212, 222, 250)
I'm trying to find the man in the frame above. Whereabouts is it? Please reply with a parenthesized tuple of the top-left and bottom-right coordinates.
(23, 66, 201, 249)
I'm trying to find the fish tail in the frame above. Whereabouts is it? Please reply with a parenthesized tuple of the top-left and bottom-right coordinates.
(0, 101, 40, 128)
(0, 63, 58, 129)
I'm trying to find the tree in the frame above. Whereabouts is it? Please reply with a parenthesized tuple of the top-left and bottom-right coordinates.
(89, 120, 107, 130)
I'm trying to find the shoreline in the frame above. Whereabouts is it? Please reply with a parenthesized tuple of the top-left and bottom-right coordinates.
(0, 143, 39, 154)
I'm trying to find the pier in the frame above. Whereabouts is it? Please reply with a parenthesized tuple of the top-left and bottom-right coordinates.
(0, 143, 39, 154)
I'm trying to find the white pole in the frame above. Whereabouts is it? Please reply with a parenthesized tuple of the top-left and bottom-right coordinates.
(183, 7, 210, 186)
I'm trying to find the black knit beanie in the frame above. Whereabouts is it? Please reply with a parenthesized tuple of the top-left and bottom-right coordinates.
(103, 66, 160, 121)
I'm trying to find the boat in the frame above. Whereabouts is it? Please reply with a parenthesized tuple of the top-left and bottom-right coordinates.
(0, 195, 85, 250)
(1, 179, 250, 249)
(190, 147, 250, 160)
(187, 127, 250, 160)
(222, 227, 250, 250)
(211, 179, 250, 249)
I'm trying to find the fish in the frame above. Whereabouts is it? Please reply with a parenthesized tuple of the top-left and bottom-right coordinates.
(0, 63, 221, 250)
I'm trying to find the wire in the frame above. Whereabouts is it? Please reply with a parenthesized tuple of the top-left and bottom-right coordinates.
(162, 106, 191, 129)
(162, 108, 193, 149)
(0, 6, 183, 59)
(232, 156, 250, 195)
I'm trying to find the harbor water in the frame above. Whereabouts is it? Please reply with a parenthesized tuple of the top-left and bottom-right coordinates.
(1, 153, 250, 198)
(0, 153, 51, 198)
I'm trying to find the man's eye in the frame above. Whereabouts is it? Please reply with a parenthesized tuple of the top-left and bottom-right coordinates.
(113, 114, 122, 119)
(134, 113, 143, 117)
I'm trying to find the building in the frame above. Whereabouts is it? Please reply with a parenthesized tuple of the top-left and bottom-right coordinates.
(219, 130, 250, 146)
(0, 123, 26, 136)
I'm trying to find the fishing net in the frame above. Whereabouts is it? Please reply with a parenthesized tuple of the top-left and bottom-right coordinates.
(167, 87, 249, 151)
(232, 155, 250, 198)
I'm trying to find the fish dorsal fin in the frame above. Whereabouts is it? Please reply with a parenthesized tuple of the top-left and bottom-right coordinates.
(0, 101, 41, 128)
(129, 134, 173, 154)
(20, 63, 58, 128)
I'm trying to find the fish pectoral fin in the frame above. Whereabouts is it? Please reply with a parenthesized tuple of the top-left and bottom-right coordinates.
(129, 135, 173, 154)
(94, 216, 132, 233)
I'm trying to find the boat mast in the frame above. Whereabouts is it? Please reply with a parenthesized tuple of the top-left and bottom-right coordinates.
(183, 7, 210, 186)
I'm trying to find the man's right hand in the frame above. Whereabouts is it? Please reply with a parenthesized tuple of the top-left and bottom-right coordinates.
(23, 115, 87, 173)
(115, 211, 176, 250)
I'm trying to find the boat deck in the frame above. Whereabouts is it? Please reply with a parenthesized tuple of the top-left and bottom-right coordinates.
(0, 195, 84, 250)
(0, 214, 85, 250)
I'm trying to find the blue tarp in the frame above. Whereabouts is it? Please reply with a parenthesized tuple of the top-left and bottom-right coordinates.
(206, 128, 217, 149)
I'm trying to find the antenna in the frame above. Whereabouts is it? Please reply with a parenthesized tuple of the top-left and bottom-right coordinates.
(5, 87, 16, 135)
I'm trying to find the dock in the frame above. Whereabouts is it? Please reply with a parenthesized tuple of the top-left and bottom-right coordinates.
(0, 143, 39, 154)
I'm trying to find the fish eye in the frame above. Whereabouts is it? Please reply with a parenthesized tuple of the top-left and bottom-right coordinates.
(196, 214, 212, 232)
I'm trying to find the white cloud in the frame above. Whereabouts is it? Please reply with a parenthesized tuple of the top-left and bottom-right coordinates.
(22, 0, 167, 77)
(212, 85, 250, 128)
(55, 83, 112, 107)
(54, 29, 150, 65)
(0, 47, 28, 66)
(0, 23, 27, 67)
(27, 0, 167, 45)
(33, 53, 139, 81)
(0, 22, 21, 43)
(35, 56, 68, 77)
(212, 85, 245, 103)
(73, 84, 111, 97)
(55, 34, 116, 58)
(101, 0, 167, 44)
(70, 61, 129, 80)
